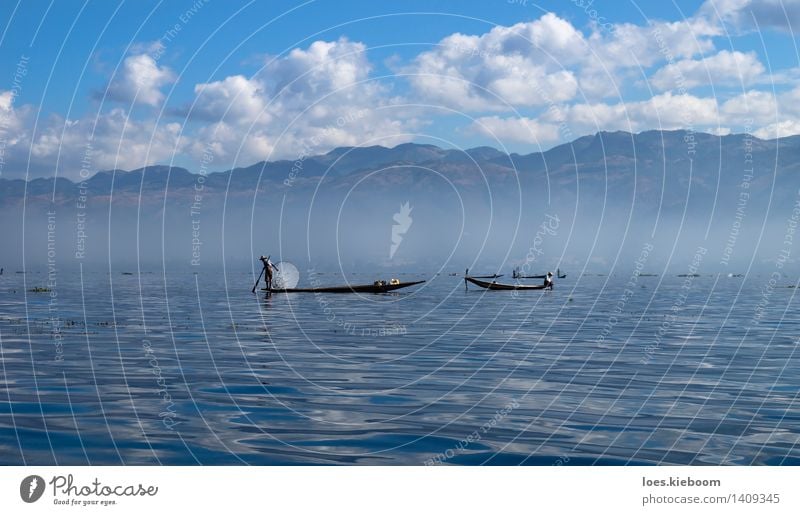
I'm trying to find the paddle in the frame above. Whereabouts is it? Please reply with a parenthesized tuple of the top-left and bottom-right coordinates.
(251, 256, 267, 293)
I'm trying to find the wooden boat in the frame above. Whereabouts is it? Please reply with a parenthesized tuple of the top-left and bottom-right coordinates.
(513, 271, 546, 279)
(265, 280, 425, 294)
(512, 268, 566, 279)
(463, 269, 502, 279)
(465, 276, 550, 290)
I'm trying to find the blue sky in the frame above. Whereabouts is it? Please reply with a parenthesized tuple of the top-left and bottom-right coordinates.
(1, 0, 799, 178)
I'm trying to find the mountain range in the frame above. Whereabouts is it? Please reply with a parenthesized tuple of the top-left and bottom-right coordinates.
(2, 130, 798, 272)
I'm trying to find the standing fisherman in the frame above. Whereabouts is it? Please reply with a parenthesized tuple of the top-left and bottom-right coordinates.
(261, 255, 279, 290)
(252, 255, 280, 293)
(543, 271, 554, 289)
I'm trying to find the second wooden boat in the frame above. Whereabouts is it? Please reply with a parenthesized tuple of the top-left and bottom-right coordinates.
(512, 268, 566, 279)
(465, 277, 551, 290)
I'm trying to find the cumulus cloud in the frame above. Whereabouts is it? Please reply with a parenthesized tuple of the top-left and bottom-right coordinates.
(404, 7, 800, 143)
(1, 98, 184, 179)
(105, 53, 175, 106)
(475, 83, 800, 143)
(406, 11, 723, 110)
(701, 0, 800, 32)
(471, 93, 724, 144)
(407, 14, 585, 110)
(650, 50, 766, 90)
(190, 75, 268, 124)
(468, 116, 563, 145)
(753, 120, 800, 138)
(0, 90, 28, 139)
(183, 37, 420, 165)
(719, 89, 779, 122)
(568, 93, 720, 131)
(594, 17, 720, 68)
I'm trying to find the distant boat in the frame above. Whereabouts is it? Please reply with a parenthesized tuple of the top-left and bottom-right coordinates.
(465, 276, 550, 291)
(512, 267, 566, 279)
(265, 280, 425, 294)
(463, 269, 502, 279)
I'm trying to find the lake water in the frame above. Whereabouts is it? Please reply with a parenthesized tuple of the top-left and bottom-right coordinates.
(1, 269, 799, 465)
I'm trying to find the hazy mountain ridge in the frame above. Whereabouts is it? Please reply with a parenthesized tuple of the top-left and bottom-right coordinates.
(3, 130, 800, 270)
(2, 129, 795, 204)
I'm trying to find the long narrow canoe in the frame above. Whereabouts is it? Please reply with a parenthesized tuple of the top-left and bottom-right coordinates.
(513, 273, 547, 279)
(265, 280, 425, 294)
(465, 276, 550, 290)
(470, 274, 504, 279)
(513, 272, 566, 279)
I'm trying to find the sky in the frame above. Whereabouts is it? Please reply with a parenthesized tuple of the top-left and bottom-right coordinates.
(1, 0, 800, 179)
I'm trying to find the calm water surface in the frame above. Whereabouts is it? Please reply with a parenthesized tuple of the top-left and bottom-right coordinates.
(1, 270, 799, 465)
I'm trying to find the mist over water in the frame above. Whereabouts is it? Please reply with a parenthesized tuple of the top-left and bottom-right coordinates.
(3, 132, 796, 277)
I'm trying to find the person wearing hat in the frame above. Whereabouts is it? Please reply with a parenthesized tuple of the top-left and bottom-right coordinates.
(259, 255, 280, 290)
(543, 271, 554, 289)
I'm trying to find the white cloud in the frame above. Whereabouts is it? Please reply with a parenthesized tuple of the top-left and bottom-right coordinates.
(0, 90, 14, 111)
(190, 75, 268, 124)
(650, 50, 765, 90)
(1, 100, 185, 178)
(183, 37, 421, 166)
(468, 115, 562, 145)
(407, 12, 722, 110)
(552, 93, 719, 135)
(0, 90, 28, 141)
(407, 14, 584, 110)
(720, 86, 800, 136)
(701, 0, 800, 32)
(753, 120, 800, 138)
(594, 17, 719, 68)
(263, 38, 374, 102)
(105, 53, 175, 106)
(481, 85, 800, 144)
(719, 89, 778, 123)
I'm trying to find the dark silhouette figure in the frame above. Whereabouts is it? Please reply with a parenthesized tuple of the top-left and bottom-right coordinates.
(543, 271, 554, 289)
(260, 256, 279, 290)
